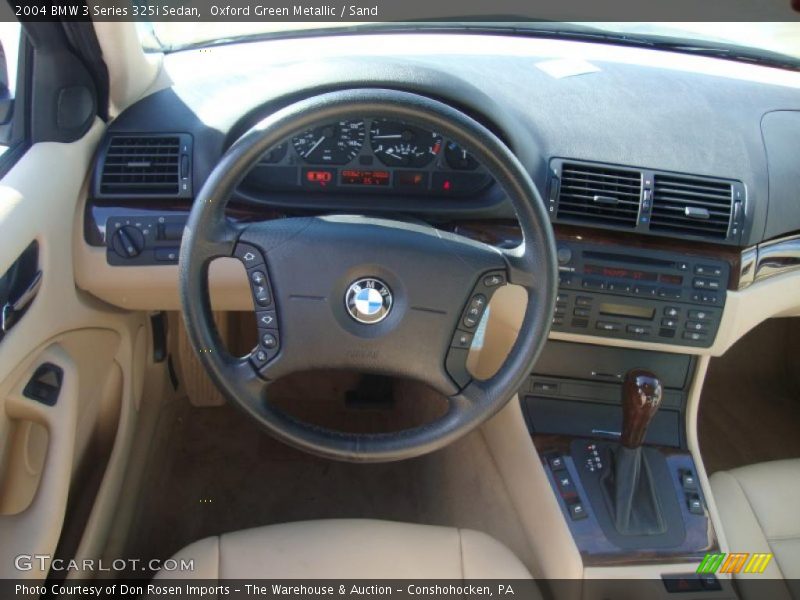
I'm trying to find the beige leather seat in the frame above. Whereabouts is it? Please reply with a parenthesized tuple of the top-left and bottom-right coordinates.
(156, 519, 536, 583)
(710, 459, 800, 599)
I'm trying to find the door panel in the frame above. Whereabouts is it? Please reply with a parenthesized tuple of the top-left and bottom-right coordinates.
(0, 122, 148, 578)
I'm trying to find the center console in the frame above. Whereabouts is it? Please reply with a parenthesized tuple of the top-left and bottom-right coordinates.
(523, 339, 718, 571)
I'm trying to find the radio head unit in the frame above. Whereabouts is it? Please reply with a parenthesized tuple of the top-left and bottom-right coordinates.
(552, 242, 728, 347)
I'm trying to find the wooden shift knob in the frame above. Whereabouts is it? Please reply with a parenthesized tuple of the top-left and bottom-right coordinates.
(621, 369, 663, 448)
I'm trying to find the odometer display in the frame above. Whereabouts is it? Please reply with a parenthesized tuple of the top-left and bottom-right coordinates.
(341, 169, 391, 186)
(292, 120, 365, 165)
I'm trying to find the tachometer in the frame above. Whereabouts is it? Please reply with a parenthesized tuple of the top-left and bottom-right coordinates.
(292, 120, 365, 165)
(370, 120, 442, 168)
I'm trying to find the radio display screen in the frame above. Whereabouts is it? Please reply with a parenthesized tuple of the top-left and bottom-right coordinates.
(584, 264, 683, 286)
(599, 302, 656, 320)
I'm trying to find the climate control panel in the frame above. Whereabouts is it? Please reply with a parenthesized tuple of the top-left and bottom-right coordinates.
(552, 241, 729, 347)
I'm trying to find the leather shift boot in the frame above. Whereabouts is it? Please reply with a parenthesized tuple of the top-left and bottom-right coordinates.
(601, 445, 666, 536)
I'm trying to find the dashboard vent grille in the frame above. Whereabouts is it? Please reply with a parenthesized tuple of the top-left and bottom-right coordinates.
(98, 135, 187, 197)
(556, 163, 642, 228)
(650, 174, 733, 239)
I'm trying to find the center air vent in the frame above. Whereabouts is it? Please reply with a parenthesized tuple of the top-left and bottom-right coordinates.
(555, 162, 642, 228)
(650, 174, 733, 240)
(95, 134, 192, 199)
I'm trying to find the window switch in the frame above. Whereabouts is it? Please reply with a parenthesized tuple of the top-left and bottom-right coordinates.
(687, 494, 704, 515)
(568, 501, 588, 521)
(547, 455, 565, 470)
(681, 471, 698, 491)
(553, 470, 575, 494)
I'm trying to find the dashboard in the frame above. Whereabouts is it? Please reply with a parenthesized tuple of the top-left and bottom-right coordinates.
(78, 32, 800, 353)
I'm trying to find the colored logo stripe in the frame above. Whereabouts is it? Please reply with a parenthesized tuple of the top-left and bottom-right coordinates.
(696, 552, 773, 574)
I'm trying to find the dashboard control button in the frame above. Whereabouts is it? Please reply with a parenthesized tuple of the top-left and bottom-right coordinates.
(582, 279, 605, 290)
(695, 264, 722, 277)
(627, 325, 651, 336)
(548, 455, 565, 470)
(557, 246, 573, 265)
(261, 332, 278, 350)
(159, 222, 183, 241)
(685, 321, 709, 332)
(559, 274, 574, 286)
(154, 247, 179, 262)
(555, 306, 566, 316)
(664, 306, 680, 317)
(607, 282, 632, 293)
(634, 284, 657, 297)
(463, 315, 479, 328)
(250, 270, 267, 286)
(250, 348, 269, 368)
(256, 310, 277, 329)
(568, 501, 588, 521)
(659, 328, 676, 338)
(571, 318, 589, 328)
(553, 470, 575, 494)
(552, 316, 564, 326)
(235, 244, 264, 268)
(573, 307, 590, 317)
(596, 321, 621, 332)
(683, 331, 707, 342)
(661, 318, 678, 328)
(657, 287, 682, 300)
(452, 330, 474, 349)
(483, 273, 506, 287)
(576, 296, 593, 307)
(688, 310, 711, 320)
(253, 285, 271, 307)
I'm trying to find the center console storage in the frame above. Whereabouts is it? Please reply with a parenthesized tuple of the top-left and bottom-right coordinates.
(522, 341, 694, 447)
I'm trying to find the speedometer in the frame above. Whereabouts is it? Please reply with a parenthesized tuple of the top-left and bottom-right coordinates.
(292, 120, 365, 165)
(370, 120, 443, 168)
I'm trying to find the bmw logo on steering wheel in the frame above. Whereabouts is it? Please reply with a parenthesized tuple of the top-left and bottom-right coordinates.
(345, 278, 393, 324)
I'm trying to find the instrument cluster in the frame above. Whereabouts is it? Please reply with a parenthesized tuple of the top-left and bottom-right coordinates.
(239, 117, 493, 198)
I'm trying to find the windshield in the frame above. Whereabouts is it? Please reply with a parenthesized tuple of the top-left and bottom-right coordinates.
(141, 22, 800, 65)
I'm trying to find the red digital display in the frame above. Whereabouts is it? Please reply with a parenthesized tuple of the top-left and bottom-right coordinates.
(584, 264, 684, 286)
(341, 169, 391, 186)
(584, 264, 658, 282)
(302, 168, 335, 188)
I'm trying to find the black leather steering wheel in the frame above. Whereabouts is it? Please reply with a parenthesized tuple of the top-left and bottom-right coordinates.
(179, 89, 557, 462)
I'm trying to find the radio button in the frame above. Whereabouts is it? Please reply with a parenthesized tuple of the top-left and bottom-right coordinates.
(576, 296, 594, 307)
(633, 285, 657, 297)
(657, 288, 682, 300)
(582, 279, 605, 290)
(683, 331, 708, 342)
(596, 321, 621, 332)
(552, 317, 564, 326)
(664, 306, 681, 317)
(556, 293, 569, 303)
(555, 306, 566, 316)
(559, 274, 574, 286)
(688, 310, 711, 321)
(573, 308, 590, 318)
(677, 261, 690, 271)
(627, 325, 651, 336)
(607, 282, 632, 293)
(571, 318, 589, 328)
(661, 318, 678, 328)
(695, 264, 722, 277)
(686, 321, 710, 333)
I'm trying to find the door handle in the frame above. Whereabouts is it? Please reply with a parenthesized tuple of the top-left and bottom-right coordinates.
(1, 270, 42, 336)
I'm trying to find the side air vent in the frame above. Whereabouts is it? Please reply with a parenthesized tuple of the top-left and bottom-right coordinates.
(555, 162, 642, 228)
(94, 134, 192, 199)
(650, 174, 733, 240)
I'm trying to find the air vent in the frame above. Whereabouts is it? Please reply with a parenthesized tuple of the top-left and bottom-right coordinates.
(96, 134, 192, 198)
(650, 174, 733, 240)
(555, 162, 642, 228)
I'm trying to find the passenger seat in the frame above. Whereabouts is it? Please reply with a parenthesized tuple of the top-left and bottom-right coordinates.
(710, 459, 800, 600)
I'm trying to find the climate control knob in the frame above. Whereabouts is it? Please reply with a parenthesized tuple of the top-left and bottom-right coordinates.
(111, 225, 145, 258)
(556, 245, 573, 265)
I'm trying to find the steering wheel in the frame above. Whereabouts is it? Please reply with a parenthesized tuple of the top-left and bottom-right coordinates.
(179, 89, 557, 462)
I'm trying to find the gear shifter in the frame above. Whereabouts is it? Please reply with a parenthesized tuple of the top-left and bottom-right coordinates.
(621, 369, 663, 448)
(601, 369, 666, 536)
